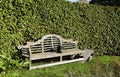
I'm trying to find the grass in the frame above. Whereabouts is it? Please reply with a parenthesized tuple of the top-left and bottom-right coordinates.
(0, 55, 120, 77)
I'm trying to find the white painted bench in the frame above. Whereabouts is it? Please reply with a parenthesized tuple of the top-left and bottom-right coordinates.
(18, 34, 93, 70)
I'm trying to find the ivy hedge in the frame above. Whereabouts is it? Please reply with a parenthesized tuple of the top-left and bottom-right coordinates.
(0, 0, 120, 59)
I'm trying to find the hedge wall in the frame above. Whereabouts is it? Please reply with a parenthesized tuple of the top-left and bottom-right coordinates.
(0, 0, 120, 58)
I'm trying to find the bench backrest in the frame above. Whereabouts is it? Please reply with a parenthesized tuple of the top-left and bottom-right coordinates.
(18, 34, 78, 56)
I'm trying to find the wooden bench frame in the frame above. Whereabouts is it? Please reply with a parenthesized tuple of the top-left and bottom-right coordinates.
(18, 34, 93, 70)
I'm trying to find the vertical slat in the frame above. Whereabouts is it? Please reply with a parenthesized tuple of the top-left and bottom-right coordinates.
(42, 39, 44, 53)
(29, 47, 32, 70)
(60, 38, 62, 49)
(51, 36, 53, 49)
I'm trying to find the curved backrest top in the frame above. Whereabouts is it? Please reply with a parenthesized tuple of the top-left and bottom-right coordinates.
(41, 34, 62, 41)
(41, 34, 78, 43)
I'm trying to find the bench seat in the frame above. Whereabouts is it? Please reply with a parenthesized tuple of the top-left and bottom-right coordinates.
(31, 49, 84, 60)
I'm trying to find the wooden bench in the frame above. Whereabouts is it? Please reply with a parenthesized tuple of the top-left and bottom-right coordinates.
(18, 34, 93, 70)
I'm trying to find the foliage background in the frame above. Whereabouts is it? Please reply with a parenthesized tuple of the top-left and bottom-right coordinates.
(0, 0, 120, 70)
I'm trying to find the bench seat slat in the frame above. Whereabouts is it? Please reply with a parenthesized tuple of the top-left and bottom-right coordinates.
(31, 49, 83, 60)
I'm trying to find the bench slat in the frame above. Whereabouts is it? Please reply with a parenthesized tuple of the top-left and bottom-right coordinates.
(31, 49, 83, 60)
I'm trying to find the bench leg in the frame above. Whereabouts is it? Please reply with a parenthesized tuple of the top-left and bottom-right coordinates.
(29, 59, 32, 70)
(60, 56, 62, 62)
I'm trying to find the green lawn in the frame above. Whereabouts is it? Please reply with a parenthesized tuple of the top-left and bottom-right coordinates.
(1, 56, 120, 77)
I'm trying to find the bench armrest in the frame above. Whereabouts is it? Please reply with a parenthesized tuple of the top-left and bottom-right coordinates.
(17, 45, 29, 49)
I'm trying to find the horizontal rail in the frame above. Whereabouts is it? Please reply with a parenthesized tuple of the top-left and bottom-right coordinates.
(30, 58, 84, 70)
